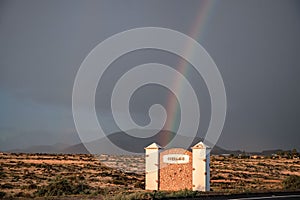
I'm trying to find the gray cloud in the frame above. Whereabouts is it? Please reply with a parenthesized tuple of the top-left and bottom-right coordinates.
(0, 0, 299, 151)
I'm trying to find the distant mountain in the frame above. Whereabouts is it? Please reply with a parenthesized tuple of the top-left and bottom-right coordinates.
(64, 129, 177, 155)
(7, 143, 69, 154)
(63, 143, 89, 154)
(61, 129, 234, 155)
(6, 130, 283, 156)
(7, 130, 229, 155)
(261, 149, 283, 156)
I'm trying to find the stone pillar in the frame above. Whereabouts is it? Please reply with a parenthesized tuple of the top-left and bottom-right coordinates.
(145, 143, 161, 190)
(192, 142, 211, 191)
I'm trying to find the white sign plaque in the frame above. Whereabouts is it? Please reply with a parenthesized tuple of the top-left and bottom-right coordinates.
(163, 154, 189, 164)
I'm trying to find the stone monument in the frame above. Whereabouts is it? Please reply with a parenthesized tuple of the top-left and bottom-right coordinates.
(145, 141, 211, 191)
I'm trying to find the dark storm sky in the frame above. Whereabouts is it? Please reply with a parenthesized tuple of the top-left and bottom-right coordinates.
(0, 0, 299, 151)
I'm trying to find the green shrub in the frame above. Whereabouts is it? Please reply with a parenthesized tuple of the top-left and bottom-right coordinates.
(35, 176, 91, 197)
(167, 189, 200, 198)
(282, 175, 300, 190)
(23, 172, 37, 180)
(0, 183, 13, 189)
(0, 172, 6, 179)
(12, 175, 20, 182)
(110, 189, 203, 200)
(15, 192, 32, 198)
(27, 183, 38, 190)
(0, 191, 6, 199)
(111, 179, 127, 185)
(112, 191, 153, 200)
(212, 175, 226, 180)
(35, 177, 73, 196)
(133, 181, 144, 189)
(72, 181, 91, 195)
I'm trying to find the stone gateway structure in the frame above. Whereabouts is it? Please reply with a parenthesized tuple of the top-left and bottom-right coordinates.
(159, 148, 193, 190)
(145, 141, 210, 191)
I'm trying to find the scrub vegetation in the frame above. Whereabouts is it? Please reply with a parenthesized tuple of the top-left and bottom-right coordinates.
(0, 152, 299, 199)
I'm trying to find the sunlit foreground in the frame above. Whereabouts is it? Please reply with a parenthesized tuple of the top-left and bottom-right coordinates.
(0, 152, 299, 199)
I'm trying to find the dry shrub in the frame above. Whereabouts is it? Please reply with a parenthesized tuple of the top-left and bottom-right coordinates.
(282, 175, 300, 190)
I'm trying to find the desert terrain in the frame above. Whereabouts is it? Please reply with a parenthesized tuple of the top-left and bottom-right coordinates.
(0, 152, 299, 199)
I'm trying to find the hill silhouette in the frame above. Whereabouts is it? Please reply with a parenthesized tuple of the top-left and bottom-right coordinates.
(48, 130, 235, 155)
(7, 129, 252, 155)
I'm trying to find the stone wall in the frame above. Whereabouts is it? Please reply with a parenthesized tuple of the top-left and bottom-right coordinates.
(159, 148, 193, 190)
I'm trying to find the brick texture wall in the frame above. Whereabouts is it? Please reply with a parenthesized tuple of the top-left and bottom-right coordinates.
(159, 148, 193, 190)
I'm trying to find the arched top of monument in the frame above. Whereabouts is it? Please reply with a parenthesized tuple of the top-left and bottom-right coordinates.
(191, 141, 211, 149)
(145, 142, 162, 149)
(160, 147, 192, 155)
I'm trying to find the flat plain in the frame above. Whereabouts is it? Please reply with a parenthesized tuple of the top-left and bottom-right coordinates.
(0, 152, 299, 199)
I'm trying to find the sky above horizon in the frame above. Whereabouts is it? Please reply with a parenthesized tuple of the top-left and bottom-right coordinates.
(0, 0, 300, 152)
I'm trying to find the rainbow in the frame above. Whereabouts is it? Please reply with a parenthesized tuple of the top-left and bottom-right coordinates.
(162, 0, 218, 145)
